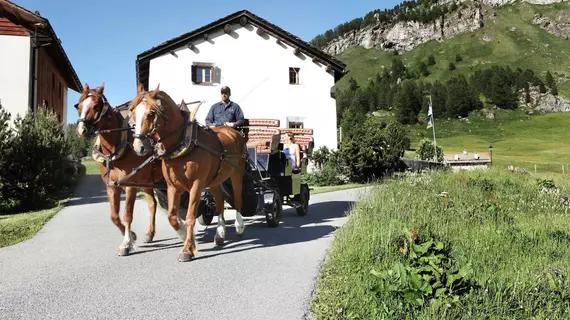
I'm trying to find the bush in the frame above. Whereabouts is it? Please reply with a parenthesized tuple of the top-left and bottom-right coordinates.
(303, 162, 345, 187)
(416, 138, 444, 162)
(0, 105, 81, 212)
(65, 123, 94, 160)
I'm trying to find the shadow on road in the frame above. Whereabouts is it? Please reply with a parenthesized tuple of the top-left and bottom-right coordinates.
(129, 200, 356, 259)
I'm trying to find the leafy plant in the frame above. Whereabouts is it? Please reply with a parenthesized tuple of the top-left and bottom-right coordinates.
(416, 138, 444, 162)
(370, 228, 478, 311)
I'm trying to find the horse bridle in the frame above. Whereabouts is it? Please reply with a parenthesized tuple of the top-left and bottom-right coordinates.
(132, 98, 160, 149)
(76, 93, 110, 136)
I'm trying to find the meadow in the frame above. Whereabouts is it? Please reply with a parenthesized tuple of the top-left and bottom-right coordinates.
(311, 167, 570, 319)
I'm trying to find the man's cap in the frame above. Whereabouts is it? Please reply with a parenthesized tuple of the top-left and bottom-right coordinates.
(221, 86, 231, 93)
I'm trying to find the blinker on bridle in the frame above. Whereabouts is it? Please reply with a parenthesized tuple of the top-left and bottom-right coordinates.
(132, 97, 160, 149)
(76, 93, 110, 135)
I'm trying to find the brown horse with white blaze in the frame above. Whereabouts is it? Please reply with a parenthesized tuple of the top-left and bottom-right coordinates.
(128, 83, 248, 262)
(75, 82, 163, 256)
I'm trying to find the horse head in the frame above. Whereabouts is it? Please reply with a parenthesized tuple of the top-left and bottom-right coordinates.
(129, 83, 201, 156)
(75, 82, 110, 139)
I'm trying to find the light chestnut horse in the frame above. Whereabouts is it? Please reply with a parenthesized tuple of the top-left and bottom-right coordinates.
(128, 83, 247, 262)
(75, 83, 163, 256)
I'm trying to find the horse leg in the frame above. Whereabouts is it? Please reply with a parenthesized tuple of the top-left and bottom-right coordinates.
(209, 185, 226, 246)
(142, 188, 157, 243)
(179, 182, 202, 262)
(107, 186, 126, 235)
(118, 187, 137, 256)
(230, 169, 245, 237)
(166, 186, 186, 242)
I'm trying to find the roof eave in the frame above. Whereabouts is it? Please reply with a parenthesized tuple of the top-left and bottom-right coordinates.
(1, 1, 82, 92)
(135, 10, 347, 85)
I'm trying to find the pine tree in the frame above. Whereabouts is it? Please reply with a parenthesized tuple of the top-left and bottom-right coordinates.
(394, 80, 421, 125)
(545, 71, 558, 95)
(427, 54, 436, 66)
(419, 61, 429, 77)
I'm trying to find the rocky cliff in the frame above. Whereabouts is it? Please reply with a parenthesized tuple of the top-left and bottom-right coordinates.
(321, 0, 569, 56)
(323, 4, 487, 56)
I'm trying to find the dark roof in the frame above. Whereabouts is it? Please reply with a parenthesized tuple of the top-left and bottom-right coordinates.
(135, 9, 347, 90)
(0, 0, 82, 92)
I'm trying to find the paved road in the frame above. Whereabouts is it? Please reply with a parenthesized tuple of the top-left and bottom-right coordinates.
(0, 174, 371, 320)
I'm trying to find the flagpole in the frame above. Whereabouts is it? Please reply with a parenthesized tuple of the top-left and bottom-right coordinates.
(428, 95, 438, 162)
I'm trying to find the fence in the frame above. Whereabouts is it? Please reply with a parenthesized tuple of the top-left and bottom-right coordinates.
(399, 158, 446, 173)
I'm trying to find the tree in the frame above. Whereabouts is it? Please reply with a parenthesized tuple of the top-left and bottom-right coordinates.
(416, 138, 444, 162)
(430, 81, 448, 118)
(545, 71, 558, 95)
(446, 74, 482, 117)
(427, 54, 436, 66)
(419, 61, 430, 77)
(394, 80, 421, 124)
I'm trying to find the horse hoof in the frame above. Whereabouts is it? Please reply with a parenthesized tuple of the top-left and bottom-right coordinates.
(214, 237, 225, 246)
(178, 252, 193, 262)
(143, 235, 154, 243)
(118, 247, 130, 256)
(236, 230, 245, 237)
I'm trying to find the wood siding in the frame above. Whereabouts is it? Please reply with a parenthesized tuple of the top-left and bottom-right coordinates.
(36, 47, 66, 122)
(0, 16, 29, 36)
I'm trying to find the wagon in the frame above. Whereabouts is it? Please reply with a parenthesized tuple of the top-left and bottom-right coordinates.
(154, 118, 314, 227)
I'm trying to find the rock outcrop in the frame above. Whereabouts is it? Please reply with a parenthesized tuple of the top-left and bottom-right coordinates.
(532, 10, 570, 39)
(323, 5, 486, 56)
(520, 85, 570, 113)
(321, 0, 569, 56)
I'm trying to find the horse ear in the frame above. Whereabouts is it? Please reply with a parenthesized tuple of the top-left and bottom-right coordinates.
(137, 82, 145, 94)
(190, 103, 201, 121)
(97, 82, 105, 94)
(83, 83, 89, 92)
(149, 84, 160, 98)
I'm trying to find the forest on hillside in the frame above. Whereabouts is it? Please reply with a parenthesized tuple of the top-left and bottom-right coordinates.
(336, 55, 558, 137)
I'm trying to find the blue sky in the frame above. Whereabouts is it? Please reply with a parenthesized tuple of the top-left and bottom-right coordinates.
(14, 0, 400, 124)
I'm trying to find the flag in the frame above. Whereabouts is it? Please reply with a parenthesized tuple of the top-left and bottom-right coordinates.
(427, 105, 433, 129)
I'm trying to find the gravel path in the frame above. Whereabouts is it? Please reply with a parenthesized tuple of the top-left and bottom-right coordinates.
(0, 174, 371, 320)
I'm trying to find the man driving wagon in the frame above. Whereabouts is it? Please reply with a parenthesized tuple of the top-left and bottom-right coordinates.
(205, 86, 245, 129)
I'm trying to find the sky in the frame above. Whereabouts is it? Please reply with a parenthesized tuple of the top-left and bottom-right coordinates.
(14, 0, 401, 124)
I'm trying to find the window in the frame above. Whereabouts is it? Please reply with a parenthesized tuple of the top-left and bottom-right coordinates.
(289, 67, 299, 85)
(289, 121, 304, 128)
(191, 62, 218, 85)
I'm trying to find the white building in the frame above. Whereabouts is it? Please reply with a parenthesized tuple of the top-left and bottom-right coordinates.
(134, 10, 346, 151)
(0, 0, 82, 125)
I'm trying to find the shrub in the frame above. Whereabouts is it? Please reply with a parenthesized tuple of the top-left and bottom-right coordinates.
(1, 106, 80, 212)
(416, 138, 444, 162)
(65, 123, 94, 160)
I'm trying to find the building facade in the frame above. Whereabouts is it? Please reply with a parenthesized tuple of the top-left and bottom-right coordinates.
(135, 10, 346, 151)
(0, 0, 81, 124)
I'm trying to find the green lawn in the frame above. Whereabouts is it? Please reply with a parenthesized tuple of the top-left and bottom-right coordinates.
(311, 168, 570, 319)
(0, 205, 62, 248)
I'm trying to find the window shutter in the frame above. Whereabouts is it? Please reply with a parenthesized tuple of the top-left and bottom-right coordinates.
(191, 65, 197, 83)
(214, 66, 221, 84)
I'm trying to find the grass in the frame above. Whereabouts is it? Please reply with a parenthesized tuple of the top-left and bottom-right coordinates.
(408, 108, 570, 173)
(0, 163, 87, 248)
(311, 183, 366, 195)
(82, 157, 101, 175)
(0, 205, 62, 248)
(311, 168, 570, 319)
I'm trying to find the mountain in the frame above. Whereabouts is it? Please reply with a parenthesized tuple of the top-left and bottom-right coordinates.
(316, 0, 570, 97)
(315, 0, 570, 172)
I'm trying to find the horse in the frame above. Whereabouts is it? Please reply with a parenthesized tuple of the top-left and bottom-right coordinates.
(128, 83, 248, 262)
(75, 82, 164, 256)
